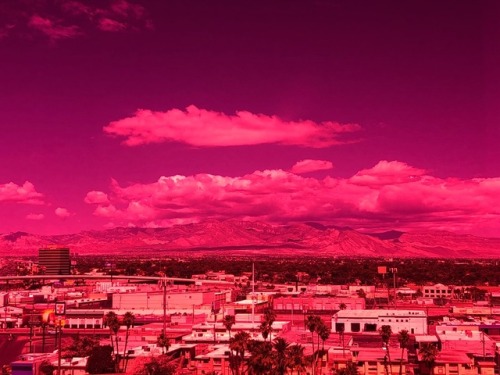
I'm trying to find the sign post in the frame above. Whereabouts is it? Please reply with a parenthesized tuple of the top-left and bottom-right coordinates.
(55, 302, 66, 375)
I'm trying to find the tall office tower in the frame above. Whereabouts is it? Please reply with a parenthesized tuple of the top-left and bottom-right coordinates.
(38, 247, 71, 275)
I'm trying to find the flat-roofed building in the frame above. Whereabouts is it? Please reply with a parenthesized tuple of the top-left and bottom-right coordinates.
(423, 283, 452, 299)
(38, 247, 71, 275)
(332, 309, 428, 334)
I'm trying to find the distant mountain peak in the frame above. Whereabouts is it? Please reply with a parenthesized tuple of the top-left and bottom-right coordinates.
(0, 220, 498, 258)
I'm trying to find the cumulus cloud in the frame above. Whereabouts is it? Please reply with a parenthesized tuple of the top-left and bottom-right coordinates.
(1, 0, 152, 41)
(290, 159, 334, 174)
(84, 161, 500, 236)
(104, 105, 361, 147)
(0, 181, 44, 204)
(55, 207, 72, 218)
(84, 191, 110, 205)
(26, 213, 45, 220)
(350, 160, 427, 186)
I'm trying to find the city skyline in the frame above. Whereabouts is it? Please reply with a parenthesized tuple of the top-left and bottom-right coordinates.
(1, 0, 499, 237)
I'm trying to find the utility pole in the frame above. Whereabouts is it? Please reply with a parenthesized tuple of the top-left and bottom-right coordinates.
(251, 262, 255, 336)
(389, 268, 398, 305)
(158, 276, 169, 335)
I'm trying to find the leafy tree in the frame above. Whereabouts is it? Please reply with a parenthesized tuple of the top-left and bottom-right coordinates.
(397, 330, 410, 375)
(356, 289, 366, 299)
(86, 345, 115, 374)
(133, 356, 176, 375)
(63, 335, 99, 358)
(379, 325, 393, 375)
(339, 303, 347, 310)
(156, 332, 170, 354)
(39, 361, 55, 375)
(419, 343, 439, 375)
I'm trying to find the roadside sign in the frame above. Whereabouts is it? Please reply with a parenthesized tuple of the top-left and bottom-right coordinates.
(55, 302, 66, 315)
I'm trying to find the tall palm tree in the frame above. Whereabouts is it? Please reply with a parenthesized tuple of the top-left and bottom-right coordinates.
(288, 344, 307, 375)
(418, 343, 439, 375)
(224, 314, 236, 339)
(306, 315, 321, 375)
(379, 325, 393, 375)
(261, 307, 276, 342)
(338, 324, 346, 358)
(104, 311, 120, 368)
(318, 323, 330, 351)
(122, 311, 135, 372)
(397, 330, 410, 375)
(229, 331, 250, 375)
(259, 320, 270, 342)
(273, 337, 290, 375)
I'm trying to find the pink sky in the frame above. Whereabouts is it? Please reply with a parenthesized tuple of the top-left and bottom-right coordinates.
(1, 0, 499, 237)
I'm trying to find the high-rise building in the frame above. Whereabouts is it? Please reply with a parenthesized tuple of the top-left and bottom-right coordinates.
(38, 247, 71, 275)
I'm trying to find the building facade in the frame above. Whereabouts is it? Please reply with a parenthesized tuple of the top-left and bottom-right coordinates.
(331, 309, 428, 334)
(38, 247, 71, 275)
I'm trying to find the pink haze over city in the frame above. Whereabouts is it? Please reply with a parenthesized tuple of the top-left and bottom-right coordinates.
(1, 0, 499, 238)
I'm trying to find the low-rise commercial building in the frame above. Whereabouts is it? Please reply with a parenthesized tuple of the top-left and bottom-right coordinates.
(332, 309, 428, 334)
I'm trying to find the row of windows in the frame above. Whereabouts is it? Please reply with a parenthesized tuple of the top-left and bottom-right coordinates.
(424, 289, 451, 294)
(381, 319, 410, 322)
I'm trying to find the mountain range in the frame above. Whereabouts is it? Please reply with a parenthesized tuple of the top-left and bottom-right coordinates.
(1, 220, 499, 258)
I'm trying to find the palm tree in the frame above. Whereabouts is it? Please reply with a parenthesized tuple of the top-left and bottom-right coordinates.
(418, 343, 439, 375)
(397, 330, 410, 375)
(261, 307, 276, 342)
(288, 344, 307, 375)
(259, 320, 273, 342)
(338, 324, 346, 358)
(273, 337, 290, 375)
(229, 331, 250, 375)
(306, 315, 321, 375)
(122, 311, 135, 372)
(247, 340, 274, 374)
(379, 325, 393, 375)
(156, 332, 170, 354)
(104, 311, 120, 368)
(318, 323, 330, 352)
(224, 314, 236, 339)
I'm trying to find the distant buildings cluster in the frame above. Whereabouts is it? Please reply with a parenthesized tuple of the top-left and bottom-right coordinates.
(1, 248, 499, 375)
